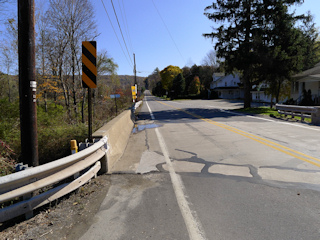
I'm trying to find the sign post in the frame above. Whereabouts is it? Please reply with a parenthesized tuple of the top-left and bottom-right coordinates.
(82, 41, 97, 143)
(110, 94, 120, 115)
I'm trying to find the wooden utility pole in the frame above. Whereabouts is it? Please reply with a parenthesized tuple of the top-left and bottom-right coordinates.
(133, 53, 137, 85)
(18, 0, 39, 167)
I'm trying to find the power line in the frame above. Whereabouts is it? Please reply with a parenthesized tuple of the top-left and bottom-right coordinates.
(100, 0, 133, 67)
(110, 0, 133, 65)
(151, 0, 186, 64)
(118, 0, 134, 53)
(122, 0, 134, 53)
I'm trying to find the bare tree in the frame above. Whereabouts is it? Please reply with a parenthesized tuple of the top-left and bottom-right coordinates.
(0, 17, 18, 102)
(43, 0, 98, 120)
(0, 0, 15, 24)
(1, 44, 13, 101)
(201, 50, 218, 69)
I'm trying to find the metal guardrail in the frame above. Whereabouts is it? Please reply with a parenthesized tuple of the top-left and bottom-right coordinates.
(0, 136, 108, 222)
(276, 104, 317, 121)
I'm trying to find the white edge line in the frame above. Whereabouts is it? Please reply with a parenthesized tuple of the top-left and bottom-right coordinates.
(145, 97, 207, 240)
(171, 101, 320, 132)
(219, 109, 320, 132)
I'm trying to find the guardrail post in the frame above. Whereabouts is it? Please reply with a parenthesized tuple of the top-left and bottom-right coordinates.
(23, 193, 34, 219)
(311, 107, 320, 125)
(23, 176, 36, 219)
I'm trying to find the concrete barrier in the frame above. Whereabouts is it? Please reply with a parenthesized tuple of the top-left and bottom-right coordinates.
(92, 109, 134, 173)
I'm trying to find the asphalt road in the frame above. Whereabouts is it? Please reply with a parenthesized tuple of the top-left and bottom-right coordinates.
(80, 91, 320, 240)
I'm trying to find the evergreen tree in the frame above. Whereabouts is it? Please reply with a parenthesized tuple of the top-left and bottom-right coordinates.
(199, 65, 214, 90)
(152, 81, 165, 97)
(182, 66, 192, 95)
(172, 73, 185, 98)
(204, 0, 304, 108)
(147, 68, 161, 91)
(262, 3, 318, 103)
(299, 13, 320, 70)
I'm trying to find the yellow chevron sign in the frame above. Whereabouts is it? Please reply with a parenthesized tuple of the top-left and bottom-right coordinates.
(82, 41, 97, 88)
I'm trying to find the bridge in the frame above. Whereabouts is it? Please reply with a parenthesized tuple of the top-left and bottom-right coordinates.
(2, 91, 320, 239)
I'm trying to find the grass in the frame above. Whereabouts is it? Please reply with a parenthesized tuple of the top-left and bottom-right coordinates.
(234, 107, 279, 116)
(0, 94, 133, 175)
(234, 106, 311, 123)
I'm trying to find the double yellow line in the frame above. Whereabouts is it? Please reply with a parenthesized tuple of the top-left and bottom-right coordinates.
(156, 100, 320, 168)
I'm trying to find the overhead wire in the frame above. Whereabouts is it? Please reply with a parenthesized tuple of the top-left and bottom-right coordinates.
(121, 0, 134, 53)
(151, 0, 186, 64)
(110, 0, 133, 65)
(100, 0, 133, 67)
(118, 0, 134, 54)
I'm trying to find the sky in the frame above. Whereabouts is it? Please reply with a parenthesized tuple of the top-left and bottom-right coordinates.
(93, 0, 320, 77)
(1, 0, 320, 77)
(94, 0, 215, 77)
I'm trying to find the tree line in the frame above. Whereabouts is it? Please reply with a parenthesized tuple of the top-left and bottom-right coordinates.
(0, 0, 134, 167)
(204, 0, 320, 108)
(146, 57, 218, 100)
(0, 0, 131, 122)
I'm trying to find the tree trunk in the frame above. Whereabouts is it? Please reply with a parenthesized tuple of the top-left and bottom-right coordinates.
(54, 91, 57, 107)
(243, 71, 251, 108)
(7, 73, 11, 103)
(59, 67, 69, 108)
(243, 1, 252, 109)
(72, 61, 78, 118)
(275, 80, 281, 104)
(44, 90, 47, 112)
(59, 64, 71, 119)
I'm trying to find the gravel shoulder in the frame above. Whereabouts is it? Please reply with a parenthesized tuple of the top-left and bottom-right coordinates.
(0, 174, 111, 240)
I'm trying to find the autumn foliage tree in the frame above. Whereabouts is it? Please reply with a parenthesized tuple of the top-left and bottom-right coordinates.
(36, 75, 60, 111)
(160, 65, 182, 94)
(204, 0, 307, 108)
(188, 76, 201, 95)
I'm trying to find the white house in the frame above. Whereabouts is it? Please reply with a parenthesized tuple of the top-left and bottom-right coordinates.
(251, 82, 274, 103)
(210, 72, 244, 99)
(210, 72, 274, 103)
(291, 62, 320, 104)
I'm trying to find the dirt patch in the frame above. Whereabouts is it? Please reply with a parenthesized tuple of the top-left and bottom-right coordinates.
(0, 174, 111, 240)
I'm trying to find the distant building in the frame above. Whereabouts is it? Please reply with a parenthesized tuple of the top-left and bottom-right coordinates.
(210, 72, 243, 99)
(292, 62, 320, 105)
(210, 72, 275, 103)
(251, 82, 274, 103)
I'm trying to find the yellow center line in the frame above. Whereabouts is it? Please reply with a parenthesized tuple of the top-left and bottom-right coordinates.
(156, 100, 320, 168)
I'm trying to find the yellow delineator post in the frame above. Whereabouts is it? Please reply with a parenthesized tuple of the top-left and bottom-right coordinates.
(70, 140, 78, 154)
(131, 85, 137, 102)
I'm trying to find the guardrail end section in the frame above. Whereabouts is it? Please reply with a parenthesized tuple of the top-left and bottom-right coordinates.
(98, 136, 108, 174)
(311, 107, 320, 125)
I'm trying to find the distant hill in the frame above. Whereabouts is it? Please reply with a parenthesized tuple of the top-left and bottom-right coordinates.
(98, 75, 145, 87)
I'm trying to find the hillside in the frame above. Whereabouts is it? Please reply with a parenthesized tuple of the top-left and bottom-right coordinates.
(98, 75, 145, 87)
